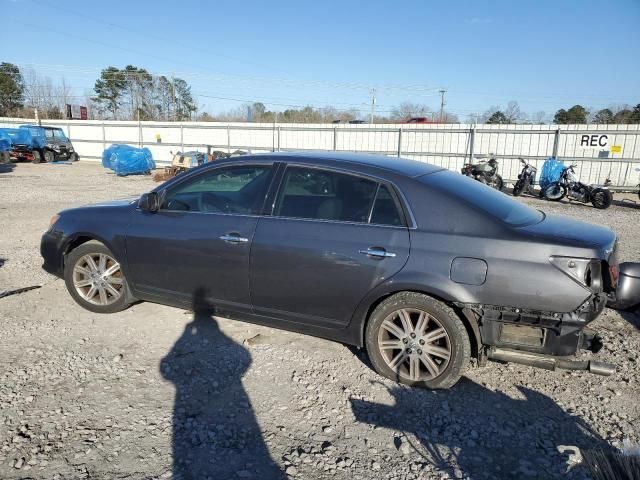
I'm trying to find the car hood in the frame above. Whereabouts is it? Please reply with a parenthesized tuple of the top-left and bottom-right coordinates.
(517, 213, 616, 260)
(47, 139, 73, 146)
(84, 197, 139, 208)
(61, 197, 139, 214)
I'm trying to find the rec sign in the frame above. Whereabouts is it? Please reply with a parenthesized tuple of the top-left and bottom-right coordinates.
(579, 134, 608, 149)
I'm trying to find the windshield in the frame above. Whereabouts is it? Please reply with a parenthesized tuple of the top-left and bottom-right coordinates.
(422, 170, 544, 227)
(45, 128, 68, 140)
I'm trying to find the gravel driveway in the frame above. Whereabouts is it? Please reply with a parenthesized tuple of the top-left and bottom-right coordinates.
(0, 162, 638, 480)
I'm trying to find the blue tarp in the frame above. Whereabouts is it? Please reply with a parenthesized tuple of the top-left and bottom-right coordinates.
(0, 129, 10, 152)
(539, 157, 565, 190)
(19, 125, 48, 149)
(102, 144, 155, 176)
(0, 128, 33, 147)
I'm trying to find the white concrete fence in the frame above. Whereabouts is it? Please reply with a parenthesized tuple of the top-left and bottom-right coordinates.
(1, 117, 639, 187)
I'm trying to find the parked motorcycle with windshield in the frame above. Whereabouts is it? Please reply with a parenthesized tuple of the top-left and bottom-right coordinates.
(512, 158, 537, 196)
(461, 157, 503, 190)
(543, 164, 612, 209)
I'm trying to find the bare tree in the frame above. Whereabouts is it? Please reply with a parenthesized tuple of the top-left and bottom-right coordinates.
(532, 111, 546, 124)
(504, 101, 522, 124)
(480, 105, 502, 123)
(440, 111, 459, 123)
(391, 102, 432, 121)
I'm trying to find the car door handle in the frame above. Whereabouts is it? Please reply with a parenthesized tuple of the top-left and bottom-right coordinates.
(359, 247, 396, 258)
(219, 233, 249, 244)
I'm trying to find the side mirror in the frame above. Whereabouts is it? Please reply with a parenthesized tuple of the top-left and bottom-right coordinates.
(138, 192, 160, 212)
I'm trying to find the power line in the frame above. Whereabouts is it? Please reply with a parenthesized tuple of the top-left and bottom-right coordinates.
(19, 62, 445, 96)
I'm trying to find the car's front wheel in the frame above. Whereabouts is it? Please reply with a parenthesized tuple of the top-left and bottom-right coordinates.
(365, 292, 470, 389)
(64, 240, 131, 313)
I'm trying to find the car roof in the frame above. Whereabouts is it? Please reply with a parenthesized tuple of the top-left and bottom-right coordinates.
(238, 151, 444, 178)
(20, 125, 61, 130)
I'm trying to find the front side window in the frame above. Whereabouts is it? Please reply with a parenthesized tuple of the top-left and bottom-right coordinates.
(52, 129, 67, 140)
(274, 167, 378, 223)
(161, 165, 271, 214)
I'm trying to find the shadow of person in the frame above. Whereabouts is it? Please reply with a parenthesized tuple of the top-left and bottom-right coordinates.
(0, 162, 15, 174)
(619, 309, 640, 330)
(161, 288, 284, 479)
(351, 377, 610, 479)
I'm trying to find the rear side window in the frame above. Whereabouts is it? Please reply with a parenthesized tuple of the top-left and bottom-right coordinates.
(274, 167, 377, 223)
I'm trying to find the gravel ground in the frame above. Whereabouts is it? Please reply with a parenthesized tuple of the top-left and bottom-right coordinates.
(0, 162, 639, 480)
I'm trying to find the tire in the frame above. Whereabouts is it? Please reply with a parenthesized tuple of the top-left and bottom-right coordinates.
(32, 150, 42, 164)
(365, 292, 471, 389)
(591, 188, 612, 209)
(44, 150, 55, 163)
(487, 174, 503, 191)
(512, 179, 524, 196)
(64, 240, 131, 314)
(543, 183, 567, 201)
(70, 152, 79, 162)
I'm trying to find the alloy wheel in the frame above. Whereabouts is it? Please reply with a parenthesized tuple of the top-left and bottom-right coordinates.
(377, 308, 451, 381)
(72, 253, 124, 306)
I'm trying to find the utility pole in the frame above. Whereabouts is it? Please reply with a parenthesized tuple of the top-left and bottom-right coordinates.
(369, 88, 376, 124)
(171, 74, 176, 122)
(438, 89, 447, 123)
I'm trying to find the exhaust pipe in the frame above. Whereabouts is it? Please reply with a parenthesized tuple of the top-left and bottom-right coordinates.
(488, 348, 616, 376)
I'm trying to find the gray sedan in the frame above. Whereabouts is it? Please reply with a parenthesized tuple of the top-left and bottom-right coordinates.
(40, 152, 639, 389)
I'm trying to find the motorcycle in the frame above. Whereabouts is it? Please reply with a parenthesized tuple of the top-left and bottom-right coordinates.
(543, 164, 612, 209)
(461, 157, 503, 190)
(512, 158, 537, 196)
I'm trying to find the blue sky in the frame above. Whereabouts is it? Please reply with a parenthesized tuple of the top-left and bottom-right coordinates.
(2, 0, 639, 120)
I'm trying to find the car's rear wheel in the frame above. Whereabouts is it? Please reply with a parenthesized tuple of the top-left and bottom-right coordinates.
(64, 240, 131, 313)
(32, 150, 42, 164)
(365, 292, 470, 389)
(44, 150, 55, 163)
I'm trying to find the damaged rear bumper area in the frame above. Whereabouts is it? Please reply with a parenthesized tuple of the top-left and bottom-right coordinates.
(458, 292, 616, 376)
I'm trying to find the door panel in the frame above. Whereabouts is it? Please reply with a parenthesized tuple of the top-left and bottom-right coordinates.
(126, 212, 257, 309)
(250, 217, 410, 326)
(125, 163, 274, 310)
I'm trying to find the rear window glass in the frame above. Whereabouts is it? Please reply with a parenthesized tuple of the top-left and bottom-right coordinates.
(422, 170, 544, 227)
